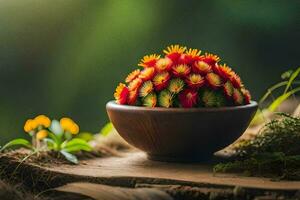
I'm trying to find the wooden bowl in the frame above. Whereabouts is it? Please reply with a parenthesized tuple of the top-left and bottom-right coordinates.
(106, 101, 258, 162)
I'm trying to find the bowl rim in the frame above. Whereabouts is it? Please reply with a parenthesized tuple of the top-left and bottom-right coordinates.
(107, 100, 258, 112)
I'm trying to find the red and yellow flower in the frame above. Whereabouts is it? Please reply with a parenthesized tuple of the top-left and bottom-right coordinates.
(201, 53, 220, 66)
(158, 90, 173, 108)
(192, 61, 212, 75)
(223, 81, 234, 98)
(138, 54, 160, 68)
(168, 78, 185, 94)
(114, 45, 252, 108)
(155, 57, 173, 72)
(206, 73, 223, 89)
(127, 89, 139, 105)
(125, 69, 140, 83)
(186, 74, 205, 89)
(139, 67, 155, 81)
(179, 89, 198, 108)
(114, 83, 129, 105)
(230, 72, 243, 88)
(179, 48, 201, 64)
(217, 64, 234, 80)
(241, 88, 251, 104)
(172, 64, 191, 78)
(139, 81, 154, 97)
(128, 78, 143, 91)
(143, 93, 157, 107)
(153, 71, 171, 91)
(163, 45, 186, 63)
(233, 88, 244, 105)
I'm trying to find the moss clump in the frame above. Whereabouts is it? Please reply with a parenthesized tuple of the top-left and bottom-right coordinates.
(214, 113, 300, 180)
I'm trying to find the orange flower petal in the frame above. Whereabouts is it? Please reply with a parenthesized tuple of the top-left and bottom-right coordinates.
(128, 78, 143, 91)
(125, 69, 140, 83)
(139, 67, 155, 81)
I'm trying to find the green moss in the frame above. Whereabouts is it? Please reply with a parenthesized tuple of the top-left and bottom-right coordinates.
(214, 113, 300, 180)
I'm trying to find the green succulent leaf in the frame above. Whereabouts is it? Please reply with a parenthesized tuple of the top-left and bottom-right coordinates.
(76, 132, 94, 142)
(61, 138, 92, 153)
(0, 138, 32, 152)
(47, 132, 62, 150)
(60, 150, 78, 164)
(268, 86, 300, 111)
(44, 138, 57, 150)
(49, 119, 63, 136)
(100, 122, 113, 136)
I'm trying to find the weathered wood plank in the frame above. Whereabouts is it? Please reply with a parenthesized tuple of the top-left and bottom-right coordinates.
(6, 151, 300, 190)
(1, 151, 300, 199)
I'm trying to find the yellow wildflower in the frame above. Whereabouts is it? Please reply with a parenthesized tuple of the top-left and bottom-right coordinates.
(34, 115, 51, 128)
(24, 119, 38, 133)
(36, 130, 48, 140)
(60, 117, 79, 135)
(69, 123, 79, 135)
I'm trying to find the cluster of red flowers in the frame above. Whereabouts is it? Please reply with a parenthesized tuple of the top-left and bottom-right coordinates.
(114, 45, 251, 108)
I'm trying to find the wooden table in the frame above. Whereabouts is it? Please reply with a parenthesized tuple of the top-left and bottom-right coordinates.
(1, 151, 300, 199)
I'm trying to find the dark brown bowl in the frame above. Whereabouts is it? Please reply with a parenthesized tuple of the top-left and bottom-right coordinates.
(106, 100, 258, 162)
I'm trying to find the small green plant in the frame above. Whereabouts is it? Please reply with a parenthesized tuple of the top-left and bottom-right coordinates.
(214, 113, 300, 179)
(260, 67, 300, 111)
(0, 115, 92, 164)
(252, 67, 300, 125)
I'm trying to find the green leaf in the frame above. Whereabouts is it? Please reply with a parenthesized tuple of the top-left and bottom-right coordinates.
(60, 150, 78, 164)
(268, 86, 300, 111)
(258, 81, 288, 105)
(62, 138, 90, 148)
(259, 80, 300, 106)
(62, 144, 92, 153)
(100, 122, 113, 136)
(61, 138, 92, 153)
(77, 132, 94, 142)
(281, 69, 293, 80)
(48, 132, 62, 149)
(44, 138, 57, 150)
(284, 67, 300, 93)
(0, 138, 32, 152)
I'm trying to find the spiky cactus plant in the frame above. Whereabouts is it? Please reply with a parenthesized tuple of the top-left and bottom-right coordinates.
(114, 45, 251, 108)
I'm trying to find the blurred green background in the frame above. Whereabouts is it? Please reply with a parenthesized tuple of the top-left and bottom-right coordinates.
(0, 0, 299, 144)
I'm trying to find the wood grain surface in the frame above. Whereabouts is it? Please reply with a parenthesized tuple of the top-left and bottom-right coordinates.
(46, 151, 300, 190)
